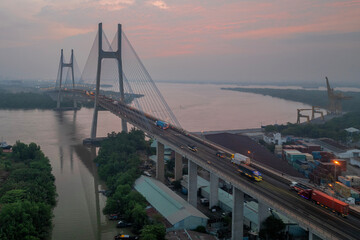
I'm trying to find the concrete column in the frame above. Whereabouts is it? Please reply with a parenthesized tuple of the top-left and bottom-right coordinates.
(232, 187, 244, 240)
(309, 230, 313, 240)
(258, 201, 271, 233)
(188, 160, 197, 207)
(121, 119, 128, 133)
(156, 142, 165, 182)
(209, 173, 219, 209)
(174, 152, 183, 181)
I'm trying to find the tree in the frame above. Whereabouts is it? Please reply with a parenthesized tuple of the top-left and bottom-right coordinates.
(172, 180, 182, 190)
(193, 225, 206, 233)
(0, 189, 26, 204)
(0, 201, 52, 240)
(259, 215, 285, 240)
(131, 203, 149, 233)
(140, 224, 166, 240)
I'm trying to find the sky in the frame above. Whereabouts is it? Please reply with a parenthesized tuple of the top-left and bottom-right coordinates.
(0, 0, 359, 85)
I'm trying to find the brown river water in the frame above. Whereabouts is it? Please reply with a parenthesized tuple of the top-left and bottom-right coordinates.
(0, 83, 313, 239)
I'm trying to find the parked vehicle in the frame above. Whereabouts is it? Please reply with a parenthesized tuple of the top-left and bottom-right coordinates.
(298, 188, 349, 217)
(108, 214, 122, 220)
(200, 198, 209, 206)
(155, 120, 169, 130)
(231, 153, 250, 165)
(114, 234, 139, 240)
(116, 220, 132, 228)
(237, 164, 262, 182)
(0, 141, 12, 150)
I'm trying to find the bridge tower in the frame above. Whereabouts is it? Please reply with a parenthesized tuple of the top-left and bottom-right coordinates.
(56, 49, 77, 109)
(91, 23, 127, 139)
(57, 49, 77, 109)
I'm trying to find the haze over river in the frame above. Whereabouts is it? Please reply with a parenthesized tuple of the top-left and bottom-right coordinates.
(0, 83, 313, 240)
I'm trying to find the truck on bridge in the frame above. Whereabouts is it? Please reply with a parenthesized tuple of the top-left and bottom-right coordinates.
(237, 164, 262, 182)
(231, 153, 250, 165)
(298, 187, 349, 217)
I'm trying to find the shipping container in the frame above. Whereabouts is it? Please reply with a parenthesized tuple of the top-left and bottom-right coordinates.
(338, 176, 351, 187)
(335, 182, 351, 198)
(345, 175, 360, 187)
(311, 190, 349, 216)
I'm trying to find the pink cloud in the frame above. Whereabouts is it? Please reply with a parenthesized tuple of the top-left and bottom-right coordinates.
(148, 1, 169, 10)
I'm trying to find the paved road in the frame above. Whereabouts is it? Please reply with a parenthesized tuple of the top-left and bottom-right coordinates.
(71, 90, 360, 239)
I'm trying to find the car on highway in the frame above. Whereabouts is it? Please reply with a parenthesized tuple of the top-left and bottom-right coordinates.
(216, 150, 225, 158)
(187, 145, 198, 152)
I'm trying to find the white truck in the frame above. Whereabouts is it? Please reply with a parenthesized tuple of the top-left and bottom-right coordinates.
(231, 153, 250, 165)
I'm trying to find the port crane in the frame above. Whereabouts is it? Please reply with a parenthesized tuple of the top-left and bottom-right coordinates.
(297, 109, 311, 124)
(326, 77, 352, 114)
(311, 106, 324, 121)
(297, 106, 324, 124)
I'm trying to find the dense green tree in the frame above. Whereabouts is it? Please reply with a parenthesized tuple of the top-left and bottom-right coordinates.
(0, 189, 26, 204)
(140, 224, 166, 240)
(0, 201, 52, 240)
(259, 215, 285, 240)
(193, 225, 207, 233)
(130, 203, 149, 232)
(0, 90, 88, 110)
(0, 141, 56, 239)
(263, 111, 360, 142)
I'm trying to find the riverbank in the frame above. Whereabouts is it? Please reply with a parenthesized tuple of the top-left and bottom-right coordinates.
(222, 87, 360, 112)
(0, 142, 57, 239)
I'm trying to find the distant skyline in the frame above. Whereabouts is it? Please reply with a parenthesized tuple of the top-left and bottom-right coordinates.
(0, 0, 359, 85)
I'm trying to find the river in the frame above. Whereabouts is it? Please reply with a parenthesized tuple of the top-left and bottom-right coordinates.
(0, 83, 314, 239)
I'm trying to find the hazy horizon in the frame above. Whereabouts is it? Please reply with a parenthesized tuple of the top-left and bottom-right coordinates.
(0, 1, 359, 86)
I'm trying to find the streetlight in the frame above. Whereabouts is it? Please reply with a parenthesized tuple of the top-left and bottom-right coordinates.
(248, 150, 254, 160)
(333, 160, 340, 182)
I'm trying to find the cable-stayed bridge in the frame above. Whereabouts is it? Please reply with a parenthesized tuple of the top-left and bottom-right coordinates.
(53, 23, 360, 240)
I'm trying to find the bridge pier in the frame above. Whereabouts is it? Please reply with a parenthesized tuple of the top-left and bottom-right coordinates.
(156, 142, 165, 182)
(174, 152, 183, 181)
(232, 187, 244, 240)
(188, 160, 198, 207)
(258, 201, 271, 233)
(209, 173, 219, 209)
(121, 119, 128, 133)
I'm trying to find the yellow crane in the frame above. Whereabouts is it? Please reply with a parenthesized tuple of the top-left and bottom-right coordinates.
(311, 106, 324, 120)
(297, 109, 311, 124)
(326, 77, 352, 114)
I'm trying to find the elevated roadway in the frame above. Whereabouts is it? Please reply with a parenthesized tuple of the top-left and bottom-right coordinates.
(67, 89, 360, 239)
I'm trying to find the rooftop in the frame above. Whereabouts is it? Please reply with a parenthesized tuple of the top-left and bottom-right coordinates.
(135, 176, 208, 225)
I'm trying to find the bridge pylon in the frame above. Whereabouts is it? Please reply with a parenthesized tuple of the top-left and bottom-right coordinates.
(91, 23, 127, 140)
(56, 49, 77, 109)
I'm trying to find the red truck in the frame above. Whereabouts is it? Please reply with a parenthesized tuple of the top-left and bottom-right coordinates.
(298, 189, 349, 217)
(290, 181, 312, 192)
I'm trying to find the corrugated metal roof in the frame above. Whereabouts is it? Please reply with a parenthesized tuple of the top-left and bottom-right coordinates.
(135, 176, 208, 225)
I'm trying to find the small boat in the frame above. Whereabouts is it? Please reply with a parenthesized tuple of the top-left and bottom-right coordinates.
(0, 141, 12, 150)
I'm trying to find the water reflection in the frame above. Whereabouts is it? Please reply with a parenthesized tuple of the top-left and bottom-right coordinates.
(52, 110, 118, 240)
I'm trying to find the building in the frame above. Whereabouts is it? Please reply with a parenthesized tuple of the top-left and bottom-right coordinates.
(263, 132, 286, 145)
(134, 176, 208, 231)
(338, 149, 360, 167)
